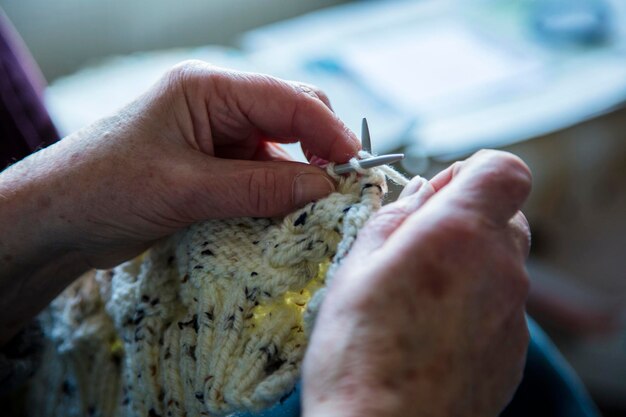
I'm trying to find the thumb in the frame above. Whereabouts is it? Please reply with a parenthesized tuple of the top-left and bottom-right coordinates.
(193, 158, 335, 218)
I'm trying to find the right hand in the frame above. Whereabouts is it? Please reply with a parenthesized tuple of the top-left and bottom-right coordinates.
(302, 150, 532, 417)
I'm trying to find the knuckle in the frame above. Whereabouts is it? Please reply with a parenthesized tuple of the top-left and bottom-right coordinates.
(293, 82, 320, 98)
(399, 175, 429, 198)
(483, 151, 531, 187)
(295, 89, 321, 112)
(474, 151, 532, 204)
(315, 89, 331, 106)
(498, 153, 531, 186)
(162, 60, 217, 99)
(244, 74, 296, 100)
(245, 169, 283, 216)
(303, 83, 331, 105)
(292, 82, 329, 110)
(284, 81, 334, 133)
(449, 160, 464, 177)
(251, 73, 286, 90)
(166, 59, 211, 83)
(420, 214, 485, 257)
(510, 211, 531, 257)
(439, 214, 483, 242)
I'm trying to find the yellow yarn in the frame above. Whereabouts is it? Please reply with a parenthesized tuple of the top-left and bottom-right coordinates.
(251, 260, 329, 327)
(109, 337, 124, 357)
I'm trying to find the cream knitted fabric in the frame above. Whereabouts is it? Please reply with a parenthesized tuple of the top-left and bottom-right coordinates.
(103, 167, 389, 417)
(26, 270, 123, 417)
(27, 162, 406, 417)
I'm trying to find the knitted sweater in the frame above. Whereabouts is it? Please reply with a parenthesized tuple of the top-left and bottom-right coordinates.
(25, 164, 404, 417)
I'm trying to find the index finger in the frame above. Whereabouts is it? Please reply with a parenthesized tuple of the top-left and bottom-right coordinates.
(381, 150, 532, 257)
(237, 75, 360, 163)
(182, 63, 361, 163)
(434, 150, 532, 228)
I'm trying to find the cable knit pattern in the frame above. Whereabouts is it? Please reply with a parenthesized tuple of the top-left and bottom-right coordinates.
(25, 162, 406, 417)
(104, 167, 388, 417)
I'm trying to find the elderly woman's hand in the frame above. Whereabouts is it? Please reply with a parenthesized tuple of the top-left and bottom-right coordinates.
(303, 150, 532, 417)
(0, 62, 358, 343)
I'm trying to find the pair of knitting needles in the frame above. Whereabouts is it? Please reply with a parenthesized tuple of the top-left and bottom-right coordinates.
(332, 118, 405, 175)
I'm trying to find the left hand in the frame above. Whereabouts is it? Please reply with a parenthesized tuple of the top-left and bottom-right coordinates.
(0, 62, 359, 343)
(1, 61, 359, 269)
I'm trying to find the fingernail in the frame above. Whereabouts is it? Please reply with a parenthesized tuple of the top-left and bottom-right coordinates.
(293, 173, 335, 206)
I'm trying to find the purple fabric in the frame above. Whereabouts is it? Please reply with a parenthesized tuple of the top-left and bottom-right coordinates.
(0, 12, 59, 169)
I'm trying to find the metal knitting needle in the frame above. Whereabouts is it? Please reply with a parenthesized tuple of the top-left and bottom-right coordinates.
(333, 153, 405, 175)
(332, 117, 405, 175)
(361, 117, 372, 154)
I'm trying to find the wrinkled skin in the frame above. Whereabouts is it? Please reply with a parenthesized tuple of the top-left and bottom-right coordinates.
(1, 61, 531, 417)
(304, 150, 532, 417)
(0, 62, 358, 343)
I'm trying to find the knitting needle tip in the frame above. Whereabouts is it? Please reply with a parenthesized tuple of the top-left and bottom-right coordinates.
(361, 118, 372, 154)
(332, 153, 405, 175)
(359, 153, 404, 169)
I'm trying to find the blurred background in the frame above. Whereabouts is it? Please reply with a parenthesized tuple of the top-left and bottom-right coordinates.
(2, 0, 625, 415)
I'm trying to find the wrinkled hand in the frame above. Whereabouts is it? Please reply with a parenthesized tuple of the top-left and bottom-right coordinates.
(303, 150, 532, 417)
(4, 61, 359, 269)
(0, 62, 358, 343)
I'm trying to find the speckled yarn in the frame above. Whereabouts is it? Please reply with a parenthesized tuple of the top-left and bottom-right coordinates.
(27, 161, 406, 417)
(26, 271, 123, 417)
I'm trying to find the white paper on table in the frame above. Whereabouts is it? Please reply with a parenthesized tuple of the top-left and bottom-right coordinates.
(339, 21, 543, 115)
